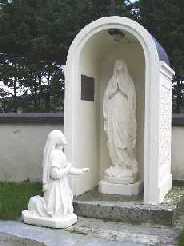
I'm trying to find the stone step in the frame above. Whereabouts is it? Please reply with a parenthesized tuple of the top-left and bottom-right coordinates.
(0, 218, 181, 246)
(73, 200, 175, 226)
(70, 217, 180, 246)
(73, 186, 184, 226)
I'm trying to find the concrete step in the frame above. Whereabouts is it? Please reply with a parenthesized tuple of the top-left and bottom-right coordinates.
(0, 217, 182, 246)
(70, 217, 180, 246)
(0, 218, 180, 246)
(0, 220, 152, 246)
(73, 186, 184, 226)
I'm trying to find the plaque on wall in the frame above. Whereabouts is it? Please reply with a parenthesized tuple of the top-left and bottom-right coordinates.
(81, 74, 95, 101)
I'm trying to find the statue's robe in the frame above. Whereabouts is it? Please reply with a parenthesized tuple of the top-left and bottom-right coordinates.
(103, 64, 136, 170)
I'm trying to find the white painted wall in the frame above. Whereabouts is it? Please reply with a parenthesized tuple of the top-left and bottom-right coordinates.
(0, 124, 63, 182)
(0, 123, 183, 183)
(71, 34, 101, 194)
(172, 126, 184, 180)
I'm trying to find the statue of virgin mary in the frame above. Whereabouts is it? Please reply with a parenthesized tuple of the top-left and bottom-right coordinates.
(103, 59, 138, 184)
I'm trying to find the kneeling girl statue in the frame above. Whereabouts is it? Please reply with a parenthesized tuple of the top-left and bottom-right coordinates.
(22, 130, 89, 228)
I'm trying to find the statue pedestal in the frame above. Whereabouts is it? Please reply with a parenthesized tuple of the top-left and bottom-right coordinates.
(98, 180, 143, 196)
(22, 210, 77, 229)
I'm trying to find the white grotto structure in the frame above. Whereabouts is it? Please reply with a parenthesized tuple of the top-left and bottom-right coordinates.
(64, 17, 175, 204)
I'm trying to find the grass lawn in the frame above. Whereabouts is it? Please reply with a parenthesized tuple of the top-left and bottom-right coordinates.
(0, 182, 42, 220)
(179, 231, 184, 246)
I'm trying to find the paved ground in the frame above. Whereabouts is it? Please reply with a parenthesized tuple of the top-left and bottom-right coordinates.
(0, 220, 144, 246)
(0, 217, 181, 246)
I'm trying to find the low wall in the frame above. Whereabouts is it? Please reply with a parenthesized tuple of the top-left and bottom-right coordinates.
(172, 127, 184, 181)
(0, 113, 64, 182)
(172, 114, 184, 181)
(0, 113, 183, 183)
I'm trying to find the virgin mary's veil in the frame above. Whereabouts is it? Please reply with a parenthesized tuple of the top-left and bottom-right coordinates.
(112, 60, 132, 92)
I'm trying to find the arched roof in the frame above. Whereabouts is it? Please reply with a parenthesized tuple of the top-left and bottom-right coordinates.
(152, 37, 170, 66)
(67, 17, 170, 68)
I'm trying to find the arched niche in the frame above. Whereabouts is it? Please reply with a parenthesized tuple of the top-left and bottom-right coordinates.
(64, 17, 174, 204)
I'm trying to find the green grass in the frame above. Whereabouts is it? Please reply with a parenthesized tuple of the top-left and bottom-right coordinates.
(179, 231, 184, 246)
(179, 234, 184, 245)
(0, 182, 42, 220)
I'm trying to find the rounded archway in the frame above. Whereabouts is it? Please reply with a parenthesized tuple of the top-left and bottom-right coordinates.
(64, 17, 173, 204)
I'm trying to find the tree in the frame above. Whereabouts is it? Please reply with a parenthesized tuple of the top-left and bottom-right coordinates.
(135, 0, 184, 75)
(0, 87, 10, 112)
(0, 0, 130, 64)
(0, 0, 131, 112)
(172, 76, 184, 113)
(132, 0, 184, 112)
(0, 54, 26, 111)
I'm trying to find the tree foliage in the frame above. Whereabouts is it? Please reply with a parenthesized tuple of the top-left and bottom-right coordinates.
(0, 0, 130, 112)
(0, 0, 130, 64)
(134, 0, 184, 76)
(0, 0, 184, 113)
(131, 0, 184, 112)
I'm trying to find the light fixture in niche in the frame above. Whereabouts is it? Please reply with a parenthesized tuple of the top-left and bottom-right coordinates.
(108, 29, 125, 42)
